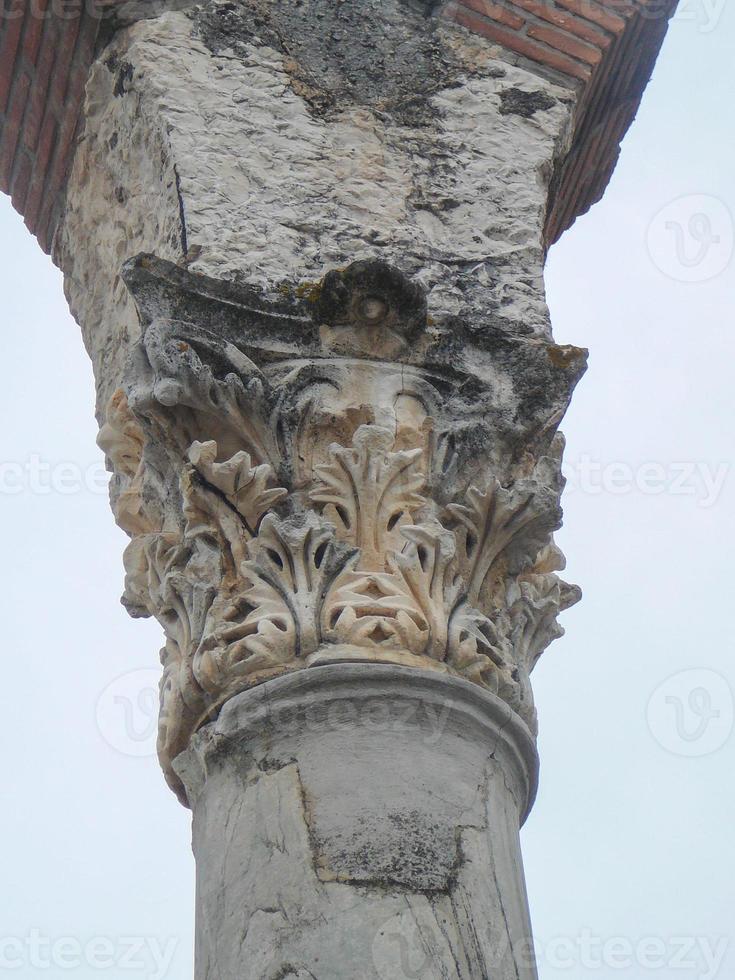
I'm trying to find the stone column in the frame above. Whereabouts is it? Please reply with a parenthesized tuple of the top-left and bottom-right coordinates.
(74, 7, 585, 978)
(178, 665, 539, 978)
(0, 0, 674, 976)
(95, 234, 579, 977)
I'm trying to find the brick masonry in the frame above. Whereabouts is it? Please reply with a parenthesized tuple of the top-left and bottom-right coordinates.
(441, 0, 676, 243)
(0, 0, 674, 254)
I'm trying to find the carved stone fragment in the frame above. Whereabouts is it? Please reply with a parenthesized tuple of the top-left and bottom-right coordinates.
(98, 253, 586, 798)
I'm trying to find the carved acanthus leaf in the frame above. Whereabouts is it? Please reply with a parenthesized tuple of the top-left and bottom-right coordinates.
(310, 424, 426, 569)
(327, 521, 501, 668)
(97, 389, 154, 536)
(179, 465, 250, 580)
(194, 512, 357, 690)
(507, 559, 582, 674)
(448, 479, 561, 604)
(507, 576, 565, 673)
(130, 321, 280, 469)
(188, 440, 288, 533)
(97, 389, 145, 478)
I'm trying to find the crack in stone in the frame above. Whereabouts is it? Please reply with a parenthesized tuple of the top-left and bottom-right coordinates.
(173, 163, 189, 258)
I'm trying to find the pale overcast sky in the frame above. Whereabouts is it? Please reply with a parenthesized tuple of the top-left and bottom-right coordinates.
(0, 7, 733, 979)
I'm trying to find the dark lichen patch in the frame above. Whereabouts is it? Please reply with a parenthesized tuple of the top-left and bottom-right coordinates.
(390, 93, 443, 128)
(269, 966, 315, 980)
(400, 0, 445, 15)
(193, 0, 462, 120)
(113, 60, 134, 98)
(499, 87, 556, 118)
(104, 52, 135, 97)
(314, 811, 461, 893)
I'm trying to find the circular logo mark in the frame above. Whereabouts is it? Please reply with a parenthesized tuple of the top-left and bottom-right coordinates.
(95, 668, 160, 758)
(647, 669, 733, 757)
(646, 195, 733, 282)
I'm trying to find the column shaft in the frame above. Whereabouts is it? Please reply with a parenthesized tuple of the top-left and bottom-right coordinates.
(177, 666, 539, 980)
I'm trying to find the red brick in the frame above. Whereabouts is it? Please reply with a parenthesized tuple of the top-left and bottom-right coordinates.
(66, 62, 91, 109)
(87, 0, 121, 17)
(527, 22, 604, 63)
(23, 170, 47, 230)
(46, 14, 82, 114)
(74, 10, 101, 65)
(49, 105, 79, 188)
(552, 0, 628, 32)
(10, 149, 32, 212)
(35, 187, 57, 253)
(0, 1, 24, 114)
(458, 0, 525, 31)
(22, 0, 50, 66)
(23, 112, 58, 229)
(10, 8, 101, 248)
(0, 70, 31, 189)
(23, 24, 56, 151)
(35, 110, 58, 175)
(35, 103, 79, 246)
(564, 125, 605, 217)
(36, 204, 54, 253)
(447, 6, 593, 80)
(507, 0, 613, 46)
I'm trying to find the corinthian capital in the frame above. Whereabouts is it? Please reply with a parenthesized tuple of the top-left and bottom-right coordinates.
(98, 254, 586, 799)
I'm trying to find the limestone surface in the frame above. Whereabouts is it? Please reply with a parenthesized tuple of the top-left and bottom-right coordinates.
(58, 2, 577, 415)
